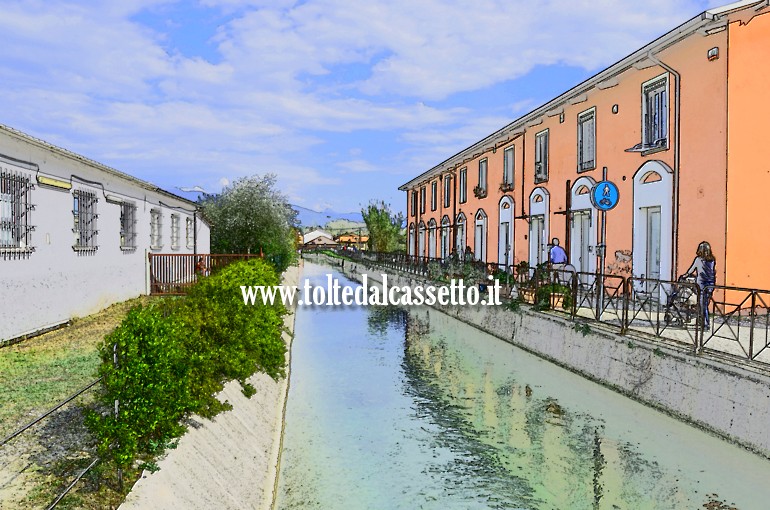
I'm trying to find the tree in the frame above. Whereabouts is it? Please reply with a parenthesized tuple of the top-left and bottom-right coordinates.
(361, 200, 405, 252)
(199, 174, 298, 271)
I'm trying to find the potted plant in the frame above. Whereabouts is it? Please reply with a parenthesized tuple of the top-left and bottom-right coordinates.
(534, 282, 573, 311)
(499, 181, 515, 192)
(472, 185, 488, 199)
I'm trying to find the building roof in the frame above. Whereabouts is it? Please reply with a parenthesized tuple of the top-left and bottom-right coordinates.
(0, 123, 198, 208)
(399, 0, 768, 191)
(302, 229, 334, 244)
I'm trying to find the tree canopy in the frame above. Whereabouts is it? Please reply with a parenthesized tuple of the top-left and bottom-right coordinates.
(199, 174, 297, 271)
(361, 200, 405, 252)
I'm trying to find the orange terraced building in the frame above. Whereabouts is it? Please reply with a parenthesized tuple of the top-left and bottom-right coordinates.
(400, 0, 770, 290)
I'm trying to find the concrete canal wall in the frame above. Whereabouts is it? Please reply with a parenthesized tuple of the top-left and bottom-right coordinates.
(317, 254, 770, 459)
(119, 263, 300, 510)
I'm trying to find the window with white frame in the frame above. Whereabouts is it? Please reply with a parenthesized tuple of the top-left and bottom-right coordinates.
(73, 190, 98, 251)
(420, 186, 426, 214)
(0, 169, 33, 252)
(503, 146, 515, 187)
(459, 168, 467, 203)
(171, 214, 180, 249)
(535, 130, 549, 183)
(431, 181, 437, 211)
(120, 202, 137, 250)
(478, 159, 488, 192)
(578, 109, 596, 172)
(443, 175, 451, 207)
(186, 217, 194, 249)
(150, 209, 162, 249)
(411, 191, 417, 216)
(643, 76, 668, 149)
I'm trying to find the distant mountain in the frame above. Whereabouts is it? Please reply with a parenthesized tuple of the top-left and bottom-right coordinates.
(292, 204, 364, 227)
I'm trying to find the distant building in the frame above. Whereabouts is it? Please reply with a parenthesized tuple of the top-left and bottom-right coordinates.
(400, 0, 770, 290)
(335, 232, 369, 250)
(0, 124, 210, 342)
(302, 229, 333, 245)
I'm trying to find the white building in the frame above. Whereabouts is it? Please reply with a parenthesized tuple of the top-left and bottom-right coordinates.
(0, 124, 210, 342)
(302, 229, 333, 245)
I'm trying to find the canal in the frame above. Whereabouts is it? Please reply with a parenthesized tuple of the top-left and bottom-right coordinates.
(275, 262, 770, 509)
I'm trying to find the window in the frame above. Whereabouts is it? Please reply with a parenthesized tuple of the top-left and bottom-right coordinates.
(120, 202, 137, 250)
(643, 76, 668, 149)
(535, 130, 549, 183)
(420, 187, 426, 214)
(186, 217, 194, 249)
(503, 147, 515, 187)
(73, 190, 98, 251)
(0, 169, 33, 252)
(459, 168, 467, 203)
(150, 209, 162, 249)
(443, 175, 451, 207)
(431, 181, 437, 211)
(478, 159, 488, 192)
(578, 109, 596, 172)
(171, 214, 180, 249)
(411, 191, 417, 216)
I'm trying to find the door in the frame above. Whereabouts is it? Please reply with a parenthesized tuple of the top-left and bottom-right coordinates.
(499, 221, 510, 270)
(645, 206, 662, 295)
(529, 215, 545, 267)
(475, 223, 484, 261)
(571, 210, 592, 275)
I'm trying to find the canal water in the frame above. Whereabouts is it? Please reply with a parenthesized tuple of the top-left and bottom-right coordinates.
(275, 262, 770, 509)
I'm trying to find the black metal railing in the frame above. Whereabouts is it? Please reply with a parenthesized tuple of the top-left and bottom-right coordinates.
(306, 250, 770, 367)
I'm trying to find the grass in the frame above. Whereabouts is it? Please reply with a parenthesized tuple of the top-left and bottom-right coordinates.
(0, 296, 151, 438)
(0, 296, 151, 510)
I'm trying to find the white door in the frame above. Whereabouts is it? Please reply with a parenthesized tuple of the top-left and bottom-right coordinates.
(475, 223, 484, 261)
(529, 215, 545, 267)
(498, 221, 511, 269)
(645, 207, 662, 281)
(428, 228, 436, 258)
(418, 227, 425, 257)
(571, 210, 592, 273)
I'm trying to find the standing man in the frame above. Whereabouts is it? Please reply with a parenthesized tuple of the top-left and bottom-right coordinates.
(549, 238, 568, 271)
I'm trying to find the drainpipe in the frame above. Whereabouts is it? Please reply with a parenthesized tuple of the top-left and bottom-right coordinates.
(193, 210, 198, 256)
(646, 50, 681, 280)
(452, 168, 457, 254)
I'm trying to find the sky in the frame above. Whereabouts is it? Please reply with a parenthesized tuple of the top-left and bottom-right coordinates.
(0, 0, 723, 215)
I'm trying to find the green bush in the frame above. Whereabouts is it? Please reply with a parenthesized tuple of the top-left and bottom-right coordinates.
(87, 258, 287, 471)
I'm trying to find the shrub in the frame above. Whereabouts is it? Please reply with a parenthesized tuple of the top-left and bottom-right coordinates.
(87, 258, 287, 472)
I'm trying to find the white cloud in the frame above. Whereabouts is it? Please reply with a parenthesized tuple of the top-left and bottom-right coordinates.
(0, 0, 723, 211)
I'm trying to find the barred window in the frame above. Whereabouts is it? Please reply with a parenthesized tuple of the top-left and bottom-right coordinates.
(150, 209, 162, 249)
(73, 190, 98, 251)
(120, 202, 137, 250)
(171, 214, 180, 249)
(186, 217, 194, 249)
(0, 169, 34, 253)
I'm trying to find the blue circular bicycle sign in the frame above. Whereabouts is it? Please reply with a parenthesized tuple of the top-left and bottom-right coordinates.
(591, 180, 619, 211)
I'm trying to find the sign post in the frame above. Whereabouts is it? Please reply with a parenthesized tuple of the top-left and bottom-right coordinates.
(590, 167, 619, 320)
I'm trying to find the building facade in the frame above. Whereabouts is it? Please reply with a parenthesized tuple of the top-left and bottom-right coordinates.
(0, 124, 210, 342)
(401, 0, 770, 290)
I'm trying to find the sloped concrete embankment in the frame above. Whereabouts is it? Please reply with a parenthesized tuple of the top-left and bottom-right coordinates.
(324, 255, 770, 458)
(119, 264, 300, 510)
